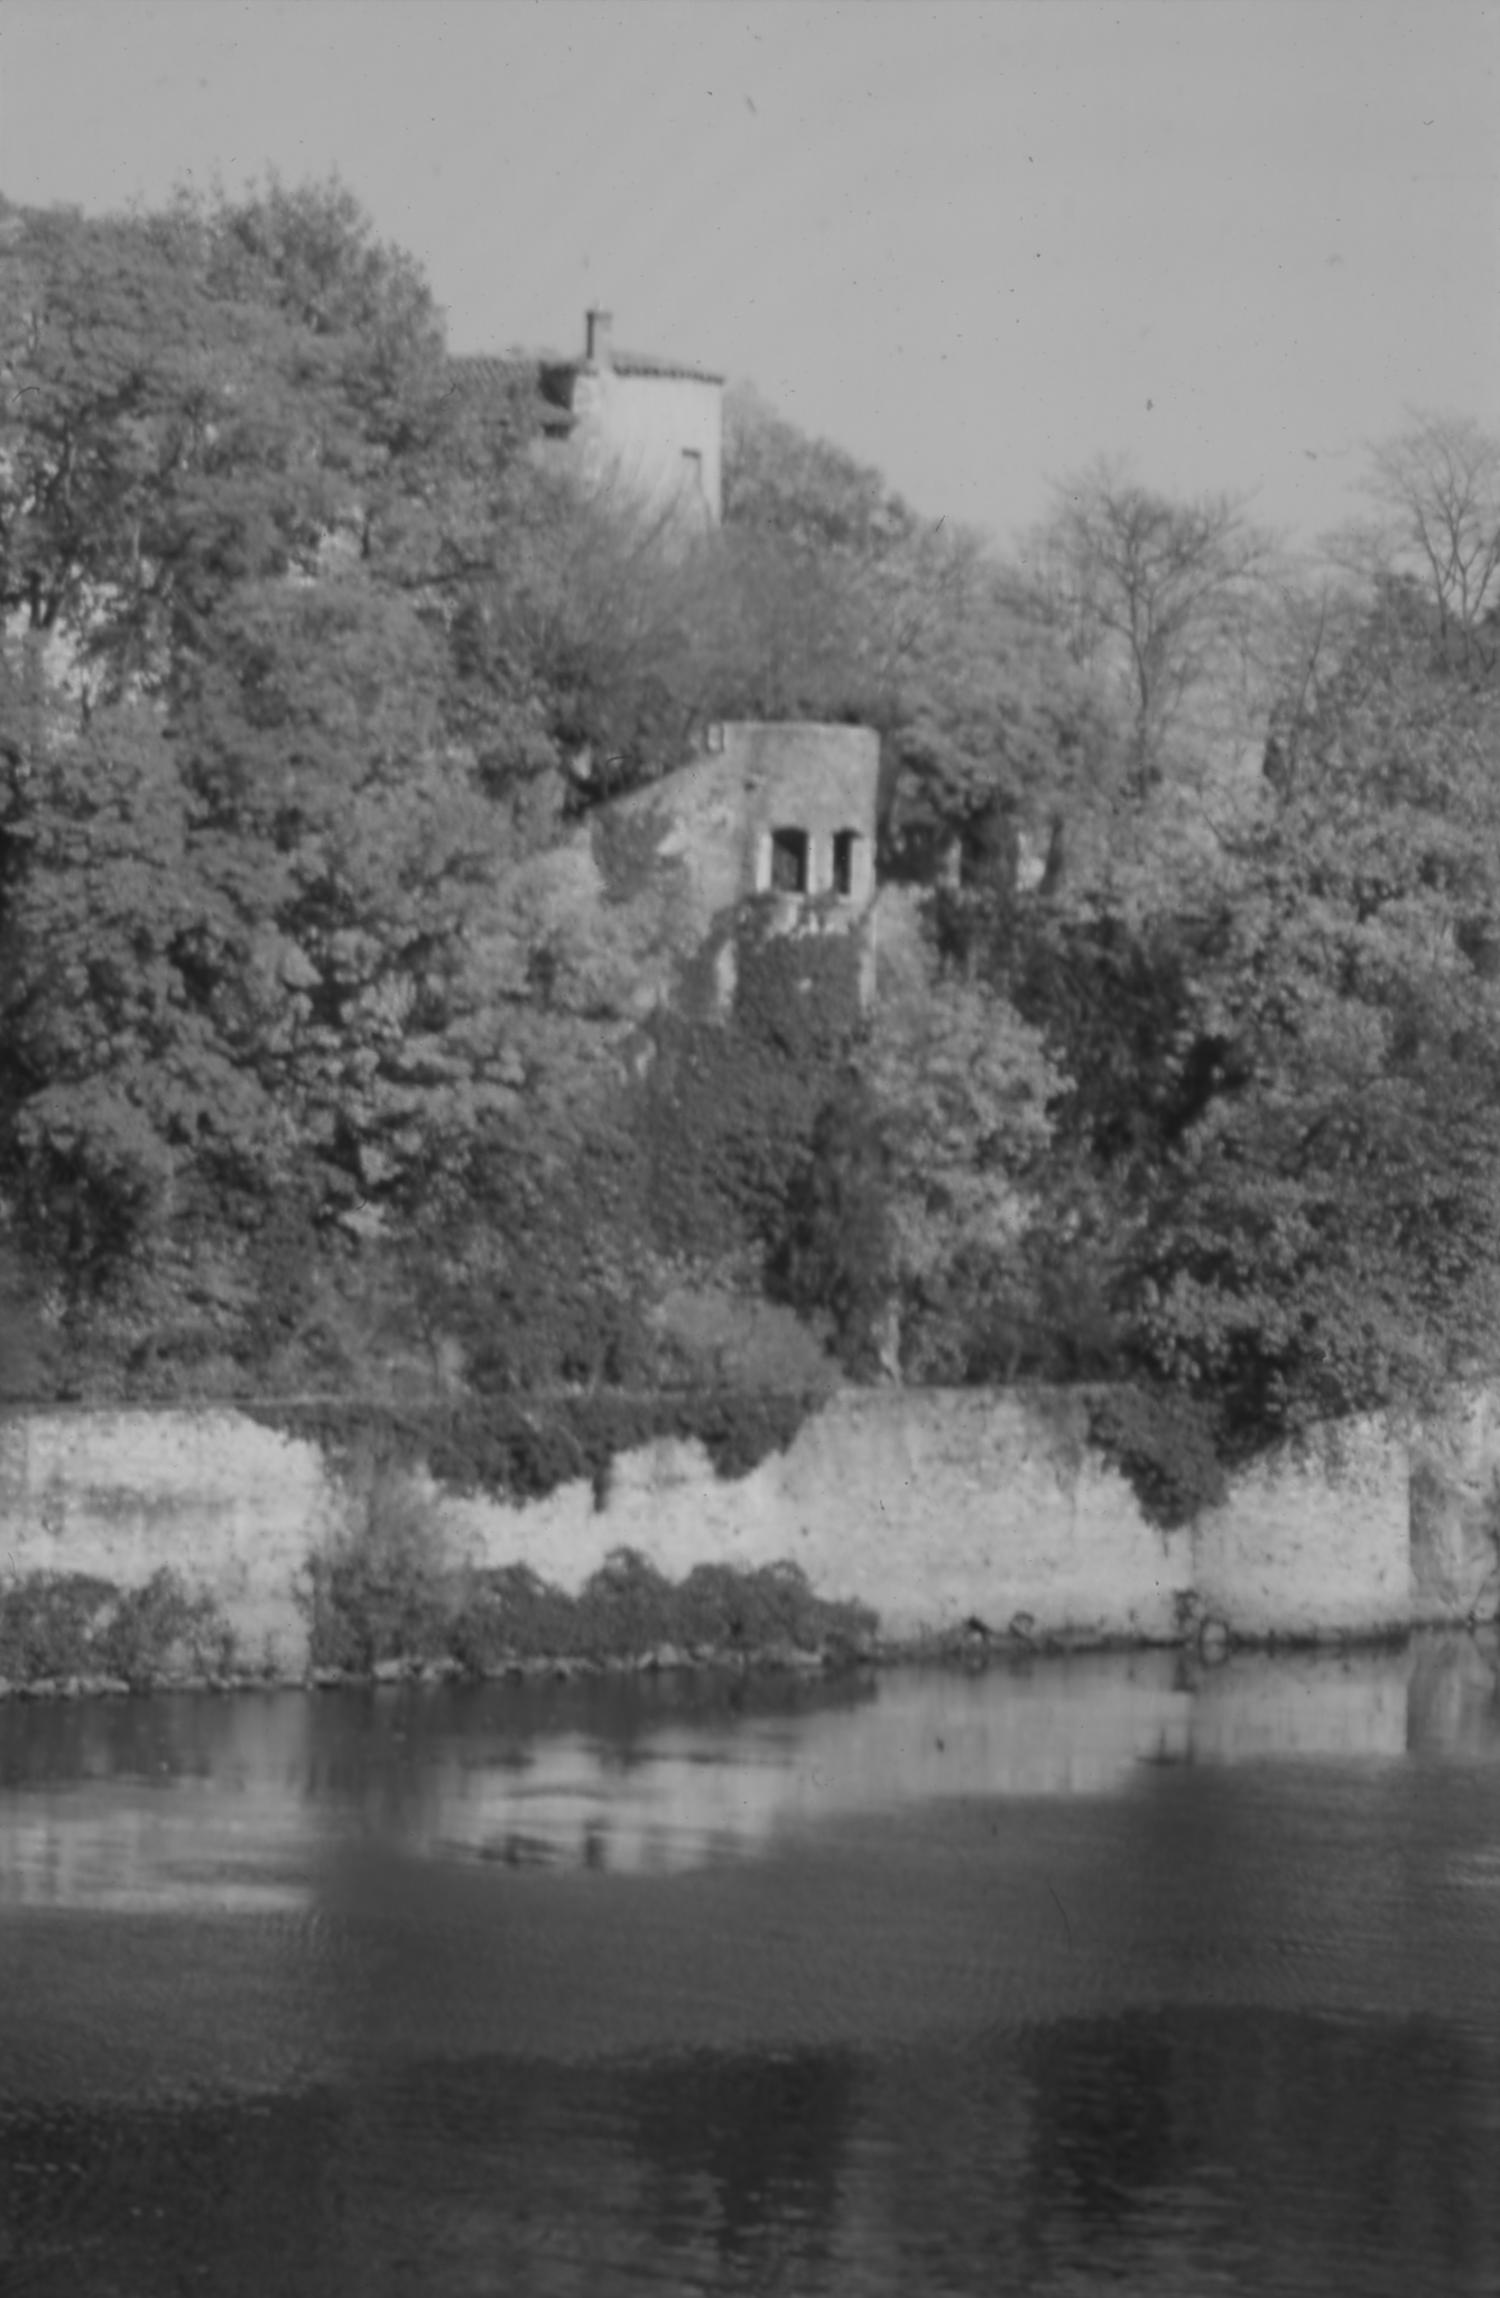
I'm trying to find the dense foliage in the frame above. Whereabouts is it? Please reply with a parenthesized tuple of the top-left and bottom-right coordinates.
(306, 1510, 877, 1676)
(5, 182, 1500, 1518)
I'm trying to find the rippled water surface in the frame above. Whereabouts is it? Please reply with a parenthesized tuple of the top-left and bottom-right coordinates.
(3, 1636, 1500, 2294)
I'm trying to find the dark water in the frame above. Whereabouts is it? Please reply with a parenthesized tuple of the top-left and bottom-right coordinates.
(3, 1638, 1500, 2296)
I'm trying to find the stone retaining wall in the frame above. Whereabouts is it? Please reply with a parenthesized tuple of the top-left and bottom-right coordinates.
(0, 1408, 335, 1674)
(438, 1390, 1195, 1646)
(0, 1387, 1490, 1676)
(1409, 1389, 1500, 1624)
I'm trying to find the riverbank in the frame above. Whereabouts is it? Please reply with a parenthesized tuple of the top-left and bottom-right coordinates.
(0, 1596, 1472, 1704)
(0, 1384, 1496, 1692)
(0, 1546, 1208, 1704)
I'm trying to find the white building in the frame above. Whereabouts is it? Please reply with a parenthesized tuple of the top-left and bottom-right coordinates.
(453, 309, 724, 525)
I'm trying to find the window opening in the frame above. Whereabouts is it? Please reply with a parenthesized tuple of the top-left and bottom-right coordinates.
(832, 830, 859, 898)
(770, 827, 809, 895)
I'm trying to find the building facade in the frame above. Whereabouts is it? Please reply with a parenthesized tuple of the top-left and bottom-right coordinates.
(453, 309, 724, 525)
(614, 721, 880, 914)
(495, 722, 883, 1030)
(607, 721, 881, 1009)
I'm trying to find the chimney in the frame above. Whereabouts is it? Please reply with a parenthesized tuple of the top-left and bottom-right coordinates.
(584, 308, 614, 369)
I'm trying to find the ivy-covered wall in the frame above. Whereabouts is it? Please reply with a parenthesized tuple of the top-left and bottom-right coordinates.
(639, 912, 871, 1263)
(435, 1391, 1413, 1646)
(0, 1387, 1440, 1683)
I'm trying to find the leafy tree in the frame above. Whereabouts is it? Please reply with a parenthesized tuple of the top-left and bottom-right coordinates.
(859, 915, 1060, 1379)
(766, 1074, 892, 1375)
(443, 459, 718, 802)
(721, 388, 1109, 891)
(0, 1237, 54, 1399)
(1018, 579, 1500, 1443)
(0, 187, 559, 1373)
(0, 197, 226, 686)
(14, 171, 1500, 1482)
(0, 692, 281, 1285)
(723, 384, 913, 555)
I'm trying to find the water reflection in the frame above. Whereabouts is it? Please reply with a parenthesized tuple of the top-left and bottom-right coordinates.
(3, 2011, 1500, 2295)
(0, 1693, 323, 1913)
(3, 1636, 1496, 1910)
(1, 1635, 1500, 2294)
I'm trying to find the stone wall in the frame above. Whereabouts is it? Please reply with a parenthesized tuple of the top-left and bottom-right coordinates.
(1, 1386, 1471, 1677)
(601, 722, 882, 918)
(1409, 1387, 1500, 1625)
(0, 1408, 337, 1674)
(436, 1392, 1419, 1646)
(1192, 1418, 1412, 1640)
(485, 721, 884, 1029)
(437, 1388, 1194, 1645)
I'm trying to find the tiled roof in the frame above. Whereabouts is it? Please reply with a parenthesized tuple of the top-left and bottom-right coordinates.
(447, 352, 529, 389)
(450, 347, 724, 393)
(447, 353, 576, 430)
(604, 349, 725, 384)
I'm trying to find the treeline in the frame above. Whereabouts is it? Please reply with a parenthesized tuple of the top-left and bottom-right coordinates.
(5, 181, 1500, 1518)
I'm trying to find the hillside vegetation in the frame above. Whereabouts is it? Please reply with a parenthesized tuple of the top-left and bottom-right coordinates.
(5, 182, 1500, 1520)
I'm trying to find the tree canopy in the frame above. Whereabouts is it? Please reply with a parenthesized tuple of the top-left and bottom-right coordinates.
(5, 179, 1500, 1517)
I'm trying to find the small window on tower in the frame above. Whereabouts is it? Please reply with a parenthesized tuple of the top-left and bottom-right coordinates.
(832, 830, 859, 898)
(770, 828, 809, 895)
(681, 448, 704, 493)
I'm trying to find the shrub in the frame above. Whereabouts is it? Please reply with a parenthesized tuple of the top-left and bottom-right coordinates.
(1086, 1383, 1227, 1530)
(0, 1573, 117, 1680)
(0, 1241, 57, 1401)
(304, 1472, 455, 1670)
(671, 1558, 873, 1651)
(0, 1567, 236, 1685)
(308, 1509, 879, 1675)
(96, 1571, 238, 1687)
(449, 1565, 583, 1670)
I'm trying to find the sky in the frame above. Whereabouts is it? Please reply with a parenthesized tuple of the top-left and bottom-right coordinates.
(1, 0, 1496, 550)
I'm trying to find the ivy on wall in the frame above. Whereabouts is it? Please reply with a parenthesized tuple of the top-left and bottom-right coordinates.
(251, 1388, 815, 1508)
(639, 908, 870, 1263)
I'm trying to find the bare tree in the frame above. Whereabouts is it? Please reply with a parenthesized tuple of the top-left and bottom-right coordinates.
(1363, 411, 1500, 668)
(1029, 461, 1276, 797)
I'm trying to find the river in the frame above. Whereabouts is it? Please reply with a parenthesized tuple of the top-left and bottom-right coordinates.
(2, 1636, 1499, 2295)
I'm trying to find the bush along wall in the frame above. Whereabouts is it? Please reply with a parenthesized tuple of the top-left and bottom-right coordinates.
(304, 1476, 880, 1679)
(0, 1568, 242, 1693)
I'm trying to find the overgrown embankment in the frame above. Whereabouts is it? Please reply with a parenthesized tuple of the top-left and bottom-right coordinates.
(0, 1542, 878, 1696)
(0, 1381, 1442, 1698)
(307, 1502, 878, 1682)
